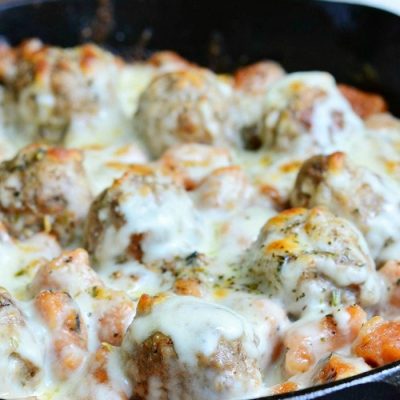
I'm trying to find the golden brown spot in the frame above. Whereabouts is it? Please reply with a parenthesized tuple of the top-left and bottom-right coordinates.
(266, 237, 299, 254)
(136, 293, 168, 317)
(47, 147, 81, 163)
(127, 233, 144, 262)
(174, 279, 202, 297)
(327, 152, 346, 173)
(289, 81, 305, 92)
(94, 367, 108, 384)
(273, 381, 299, 395)
(267, 208, 306, 228)
(149, 51, 191, 69)
(286, 343, 315, 375)
(385, 160, 400, 176)
(211, 165, 242, 177)
(259, 184, 286, 210)
(213, 287, 229, 300)
(34, 58, 49, 84)
(313, 355, 354, 384)
(136, 294, 153, 316)
(80, 45, 99, 73)
(177, 70, 205, 89)
(280, 160, 302, 173)
(177, 112, 199, 136)
(126, 164, 154, 176)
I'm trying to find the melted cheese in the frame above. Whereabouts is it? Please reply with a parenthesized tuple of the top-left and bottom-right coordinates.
(0, 48, 398, 400)
(125, 295, 258, 366)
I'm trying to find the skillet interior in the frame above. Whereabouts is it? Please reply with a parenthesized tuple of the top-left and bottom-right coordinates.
(0, 0, 400, 399)
(0, 0, 399, 115)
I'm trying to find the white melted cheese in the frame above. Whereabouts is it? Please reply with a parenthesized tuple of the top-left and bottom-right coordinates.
(117, 64, 157, 117)
(0, 58, 399, 400)
(261, 72, 364, 156)
(203, 205, 276, 270)
(82, 143, 149, 196)
(95, 177, 206, 265)
(100, 260, 165, 298)
(125, 295, 258, 366)
(0, 233, 61, 298)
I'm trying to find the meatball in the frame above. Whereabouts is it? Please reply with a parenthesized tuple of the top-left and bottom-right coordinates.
(259, 72, 362, 154)
(84, 167, 203, 265)
(159, 143, 233, 190)
(122, 294, 263, 400)
(242, 207, 383, 316)
(193, 166, 255, 210)
(290, 152, 400, 262)
(0, 288, 43, 395)
(135, 69, 238, 157)
(0, 39, 126, 144)
(0, 144, 92, 244)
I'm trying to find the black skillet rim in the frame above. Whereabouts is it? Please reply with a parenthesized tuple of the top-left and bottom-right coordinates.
(0, 0, 399, 399)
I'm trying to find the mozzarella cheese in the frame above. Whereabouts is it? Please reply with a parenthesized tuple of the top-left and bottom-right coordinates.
(0, 41, 399, 400)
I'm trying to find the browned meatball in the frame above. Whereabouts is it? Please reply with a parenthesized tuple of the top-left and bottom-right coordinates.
(259, 72, 362, 154)
(290, 152, 400, 262)
(0, 144, 92, 244)
(242, 207, 383, 316)
(0, 39, 125, 144)
(84, 167, 202, 266)
(135, 69, 238, 157)
(122, 294, 263, 400)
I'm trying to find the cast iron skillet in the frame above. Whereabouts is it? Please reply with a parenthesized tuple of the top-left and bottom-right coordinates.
(0, 0, 400, 399)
